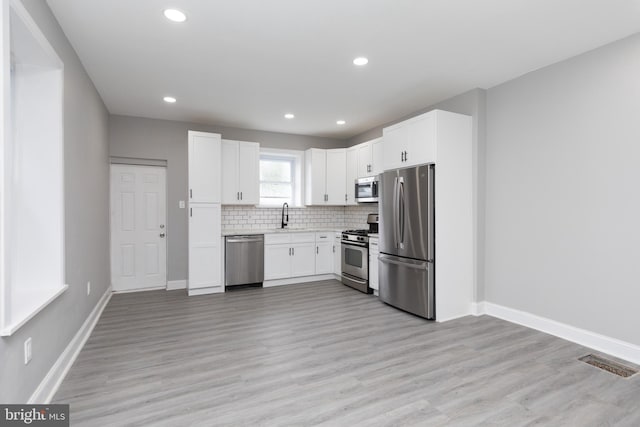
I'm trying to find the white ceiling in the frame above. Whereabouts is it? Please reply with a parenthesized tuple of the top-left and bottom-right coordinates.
(46, 0, 640, 139)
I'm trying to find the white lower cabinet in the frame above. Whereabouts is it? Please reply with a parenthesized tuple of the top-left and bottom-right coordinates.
(291, 243, 316, 276)
(264, 233, 316, 280)
(333, 232, 342, 276)
(264, 231, 338, 281)
(264, 244, 292, 280)
(315, 232, 333, 274)
(188, 203, 223, 294)
(369, 236, 379, 292)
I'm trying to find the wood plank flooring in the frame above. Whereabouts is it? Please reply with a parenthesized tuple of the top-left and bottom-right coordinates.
(53, 280, 640, 426)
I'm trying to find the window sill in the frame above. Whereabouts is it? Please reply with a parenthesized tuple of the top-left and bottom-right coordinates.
(0, 284, 69, 337)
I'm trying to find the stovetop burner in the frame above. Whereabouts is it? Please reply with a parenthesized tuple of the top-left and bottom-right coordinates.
(343, 229, 369, 236)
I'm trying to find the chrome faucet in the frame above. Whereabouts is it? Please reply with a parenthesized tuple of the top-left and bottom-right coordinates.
(281, 202, 289, 228)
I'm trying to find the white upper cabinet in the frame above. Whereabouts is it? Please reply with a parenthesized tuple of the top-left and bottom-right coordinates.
(382, 110, 438, 170)
(370, 138, 384, 175)
(221, 139, 259, 205)
(345, 147, 358, 205)
(305, 148, 327, 205)
(305, 148, 347, 205)
(188, 131, 221, 203)
(326, 149, 347, 205)
(356, 143, 372, 177)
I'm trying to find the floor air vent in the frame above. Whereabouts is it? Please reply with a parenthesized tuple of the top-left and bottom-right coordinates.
(579, 354, 638, 378)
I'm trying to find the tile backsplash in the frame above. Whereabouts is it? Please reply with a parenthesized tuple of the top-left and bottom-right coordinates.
(222, 204, 378, 231)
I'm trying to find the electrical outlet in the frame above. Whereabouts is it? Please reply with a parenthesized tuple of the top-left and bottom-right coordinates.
(179, 200, 185, 208)
(24, 338, 32, 365)
(87, 281, 91, 296)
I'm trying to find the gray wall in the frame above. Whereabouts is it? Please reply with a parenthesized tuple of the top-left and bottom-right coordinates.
(485, 33, 640, 345)
(1, 0, 110, 402)
(348, 89, 487, 302)
(109, 115, 345, 282)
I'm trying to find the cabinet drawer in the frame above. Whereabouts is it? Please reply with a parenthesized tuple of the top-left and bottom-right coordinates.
(290, 232, 315, 243)
(315, 232, 331, 241)
(265, 233, 291, 245)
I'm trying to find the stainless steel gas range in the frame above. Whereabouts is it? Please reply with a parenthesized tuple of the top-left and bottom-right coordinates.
(341, 214, 378, 294)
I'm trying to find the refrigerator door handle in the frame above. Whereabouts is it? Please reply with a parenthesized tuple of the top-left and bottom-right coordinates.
(378, 254, 429, 270)
(427, 164, 435, 261)
(392, 176, 399, 249)
(398, 176, 405, 247)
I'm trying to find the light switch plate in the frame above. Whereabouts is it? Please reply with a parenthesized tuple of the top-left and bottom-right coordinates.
(179, 200, 185, 208)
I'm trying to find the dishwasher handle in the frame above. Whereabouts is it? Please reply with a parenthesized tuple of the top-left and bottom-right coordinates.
(226, 236, 264, 243)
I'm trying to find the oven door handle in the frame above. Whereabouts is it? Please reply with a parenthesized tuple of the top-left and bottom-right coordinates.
(341, 274, 367, 284)
(341, 241, 368, 248)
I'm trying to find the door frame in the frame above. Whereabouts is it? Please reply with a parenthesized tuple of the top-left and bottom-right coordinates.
(109, 163, 168, 292)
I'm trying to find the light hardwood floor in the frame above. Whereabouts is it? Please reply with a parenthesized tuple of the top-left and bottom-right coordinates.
(54, 280, 640, 426)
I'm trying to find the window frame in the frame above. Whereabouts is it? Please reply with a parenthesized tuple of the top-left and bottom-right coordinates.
(258, 148, 304, 207)
(0, 0, 67, 336)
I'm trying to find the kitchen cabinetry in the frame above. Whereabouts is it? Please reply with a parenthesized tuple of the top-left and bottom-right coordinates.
(350, 138, 383, 179)
(368, 236, 379, 292)
(333, 232, 342, 276)
(357, 143, 372, 177)
(371, 138, 384, 175)
(188, 204, 222, 294)
(264, 232, 316, 280)
(345, 148, 358, 205)
(305, 148, 347, 205)
(382, 111, 435, 170)
(315, 232, 333, 274)
(187, 130, 223, 296)
(188, 131, 221, 203)
(221, 139, 259, 205)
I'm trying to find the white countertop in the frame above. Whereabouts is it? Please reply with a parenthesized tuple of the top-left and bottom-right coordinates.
(222, 228, 342, 236)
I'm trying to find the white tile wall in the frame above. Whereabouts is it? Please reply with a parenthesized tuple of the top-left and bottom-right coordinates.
(221, 204, 378, 231)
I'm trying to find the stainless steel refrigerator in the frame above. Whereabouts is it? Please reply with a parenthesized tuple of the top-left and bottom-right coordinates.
(379, 164, 435, 319)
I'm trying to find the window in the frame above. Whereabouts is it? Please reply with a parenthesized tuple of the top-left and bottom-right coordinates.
(259, 149, 303, 206)
(1, 1, 67, 336)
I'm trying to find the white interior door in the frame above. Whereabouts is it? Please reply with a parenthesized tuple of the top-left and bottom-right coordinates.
(110, 165, 167, 292)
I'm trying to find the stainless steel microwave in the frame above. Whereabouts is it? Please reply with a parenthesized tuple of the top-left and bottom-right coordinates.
(355, 176, 379, 203)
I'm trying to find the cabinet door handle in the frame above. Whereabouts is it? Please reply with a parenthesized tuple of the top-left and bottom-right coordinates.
(190, 189, 193, 198)
(333, 245, 335, 253)
(400, 152, 404, 162)
(190, 208, 192, 217)
(316, 246, 319, 254)
(292, 247, 295, 256)
(404, 151, 408, 162)
(289, 248, 291, 256)
(240, 192, 243, 200)
(237, 192, 239, 200)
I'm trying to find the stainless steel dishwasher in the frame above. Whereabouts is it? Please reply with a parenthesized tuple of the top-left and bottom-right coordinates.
(225, 235, 264, 287)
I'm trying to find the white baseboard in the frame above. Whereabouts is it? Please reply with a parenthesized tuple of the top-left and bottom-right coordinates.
(112, 285, 165, 294)
(166, 280, 187, 290)
(28, 285, 112, 404)
(481, 301, 640, 366)
(470, 301, 486, 316)
(188, 286, 224, 296)
(263, 274, 336, 288)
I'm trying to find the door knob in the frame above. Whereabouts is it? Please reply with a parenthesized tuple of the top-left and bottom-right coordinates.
(160, 233, 165, 238)
(160, 224, 165, 229)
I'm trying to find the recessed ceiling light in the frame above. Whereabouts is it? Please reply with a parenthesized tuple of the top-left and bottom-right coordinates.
(336, 120, 346, 125)
(353, 57, 368, 66)
(163, 96, 177, 103)
(284, 113, 295, 119)
(163, 9, 187, 22)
